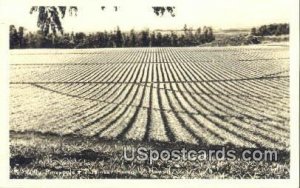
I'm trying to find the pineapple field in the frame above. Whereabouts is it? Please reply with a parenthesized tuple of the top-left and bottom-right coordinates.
(9, 45, 290, 178)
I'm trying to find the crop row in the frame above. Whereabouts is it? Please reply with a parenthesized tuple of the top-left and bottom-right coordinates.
(9, 46, 290, 149)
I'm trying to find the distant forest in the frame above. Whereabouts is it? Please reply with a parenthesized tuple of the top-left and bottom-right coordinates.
(250, 23, 289, 36)
(9, 25, 215, 49)
(9, 23, 289, 49)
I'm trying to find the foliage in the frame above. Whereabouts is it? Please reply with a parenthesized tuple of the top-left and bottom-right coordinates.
(10, 25, 26, 48)
(200, 34, 261, 47)
(9, 25, 19, 48)
(30, 6, 78, 36)
(250, 23, 289, 36)
(152, 7, 176, 17)
(9, 25, 216, 49)
(10, 132, 289, 179)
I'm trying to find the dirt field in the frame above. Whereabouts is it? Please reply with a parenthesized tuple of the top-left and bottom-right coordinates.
(9, 45, 290, 178)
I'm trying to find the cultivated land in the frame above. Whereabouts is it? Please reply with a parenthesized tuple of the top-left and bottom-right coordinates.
(9, 45, 290, 178)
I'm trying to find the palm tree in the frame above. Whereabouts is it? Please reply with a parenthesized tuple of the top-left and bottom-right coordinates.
(30, 6, 78, 36)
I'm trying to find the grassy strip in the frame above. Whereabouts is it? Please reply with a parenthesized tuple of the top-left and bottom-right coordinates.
(10, 131, 289, 179)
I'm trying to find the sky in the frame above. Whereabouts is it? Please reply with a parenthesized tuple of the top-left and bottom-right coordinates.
(0, 0, 291, 33)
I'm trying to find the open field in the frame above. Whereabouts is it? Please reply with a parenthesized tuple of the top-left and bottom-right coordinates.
(9, 45, 290, 178)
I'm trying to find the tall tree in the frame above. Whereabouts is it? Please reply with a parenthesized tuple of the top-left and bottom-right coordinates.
(202, 26, 208, 43)
(9, 25, 19, 48)
(170, 31, 178, 46)
(115, 26, 123, 47)
(129, 29, 137, 47)
(18, 27, 25, 48)
(123, 33, 130, 47)
(156, 32, 163, 46)
(207, 27, 215, 42)
(30, 6, 78, 36)
(149, 32, 156, 47)
(139, 29, 150, 47)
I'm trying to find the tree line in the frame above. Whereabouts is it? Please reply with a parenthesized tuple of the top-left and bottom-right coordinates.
(9, 25, 215, 49)
(250, 23, 289, 36)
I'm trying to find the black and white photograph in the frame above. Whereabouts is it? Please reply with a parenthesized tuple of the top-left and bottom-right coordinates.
(0, 0, 299, 186)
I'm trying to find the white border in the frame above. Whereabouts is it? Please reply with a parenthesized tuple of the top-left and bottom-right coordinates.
(0, 0, 298, 187)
